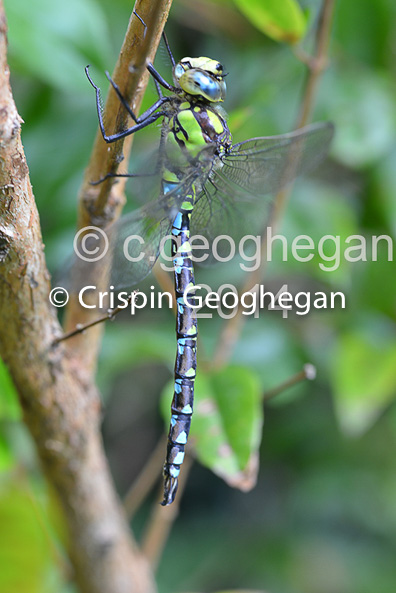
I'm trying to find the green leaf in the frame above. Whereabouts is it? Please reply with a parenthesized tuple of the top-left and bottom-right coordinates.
(0, 433, 15, 472)
(4, 0, 112, 90)
(284, 183, 359, 285)
(161, 366, 263, 491)
(321, 68, 396, 168)
(0, 358, 21, 421)
(331, 321, 396, 436)
(233, 0, 307, 43)
(0, 485, 53, 593)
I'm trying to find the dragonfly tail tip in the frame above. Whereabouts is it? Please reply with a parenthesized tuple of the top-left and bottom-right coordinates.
(161, 471, 179, 506)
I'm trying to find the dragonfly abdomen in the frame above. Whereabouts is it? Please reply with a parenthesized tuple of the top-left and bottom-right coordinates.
(162, 204, 197, 506)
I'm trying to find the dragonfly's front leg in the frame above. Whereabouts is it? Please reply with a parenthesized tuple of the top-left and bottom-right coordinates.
(85, 66, 169, 144)
(162, 203, 197, 506)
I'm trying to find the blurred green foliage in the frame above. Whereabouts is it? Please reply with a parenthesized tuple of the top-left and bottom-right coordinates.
(1, 0, 396, 592)
(233, 0, 307, 43)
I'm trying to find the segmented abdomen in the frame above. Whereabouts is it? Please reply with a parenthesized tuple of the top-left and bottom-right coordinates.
(161, 203, 197, 506)
(160, 103, 229, 505)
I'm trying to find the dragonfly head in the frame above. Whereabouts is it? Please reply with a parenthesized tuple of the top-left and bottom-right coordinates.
(173, 57, 226, 103)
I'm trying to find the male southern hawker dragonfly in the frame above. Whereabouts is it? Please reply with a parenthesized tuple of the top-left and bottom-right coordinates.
(78, 32, 334, 505)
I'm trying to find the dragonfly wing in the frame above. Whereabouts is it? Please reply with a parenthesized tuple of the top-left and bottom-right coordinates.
(191, 122, 334, 257)
(191, 173, 271, 256)
(108, 205, 173, 289)
(64, 157, 216, 293)
(65, 200, 173, 294)
(220, 121, 334, 197)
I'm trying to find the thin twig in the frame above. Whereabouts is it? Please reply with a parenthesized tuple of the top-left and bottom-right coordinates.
(296, 0, 336, 128)
(212, 0, 336, 368)
(123, 435, 167, 519)
(81, 0, 173, 226)
(55, 292, 137, 344)
(141, 454, 194, 571)
(263, 364, 317, 402)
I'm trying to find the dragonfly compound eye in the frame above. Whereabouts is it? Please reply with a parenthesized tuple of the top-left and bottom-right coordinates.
(174, 63, 186, 80)
(179, 70, 226, 102)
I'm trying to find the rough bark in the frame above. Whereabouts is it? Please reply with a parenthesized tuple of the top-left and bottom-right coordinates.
(0, 1, 158, 591)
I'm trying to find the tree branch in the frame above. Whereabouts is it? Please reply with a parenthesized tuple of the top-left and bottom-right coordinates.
(124, 435, 167, 519)
(141, 454, 193, 570)
(263, 364, 317, 402)
(0, 1, 162, 591)
(64, 0, 173, 375)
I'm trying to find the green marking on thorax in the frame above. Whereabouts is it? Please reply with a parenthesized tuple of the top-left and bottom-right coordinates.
(163, 169, 179, 184)
(177, 110, 207, 155)
(208, 110, 224, 135)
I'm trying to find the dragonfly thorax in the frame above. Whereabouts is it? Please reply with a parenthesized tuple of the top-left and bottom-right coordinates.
(173, 57, 226, 103)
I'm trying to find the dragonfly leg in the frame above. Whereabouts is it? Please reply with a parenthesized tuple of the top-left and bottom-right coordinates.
(149, 36, 175, 100)
(90, 123, 168, 185)
(132, 10, 147, 38)
(104, 70, 171, 123)
(89, 171, 158, 186)
(147, 63, 177, 93)
(153, 77, 164, 100)
(85, 66, 168, 143)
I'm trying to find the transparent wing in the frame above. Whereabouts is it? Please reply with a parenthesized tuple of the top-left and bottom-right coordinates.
(63, 153, 215, 294)
(63, 122, 333, 290)
(65, 199, 173, 294)
(191, 122, 334, 249)
(220, 121, 334, 197)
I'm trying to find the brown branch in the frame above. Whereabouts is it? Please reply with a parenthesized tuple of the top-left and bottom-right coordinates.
(123, 435, 167, 519)
(141, 454, 194, 570)
(263, 364, 317, 402)
(0, 2, 162, 592)
(55, 292, 137, 344)
(212, 0, 336, 368)
(64, 0, 173, 375)
(80, 0, 173, 227)
(295, 0, 336, 128)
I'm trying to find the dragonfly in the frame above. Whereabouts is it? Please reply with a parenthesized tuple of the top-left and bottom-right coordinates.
(80, 31, 334, 506)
